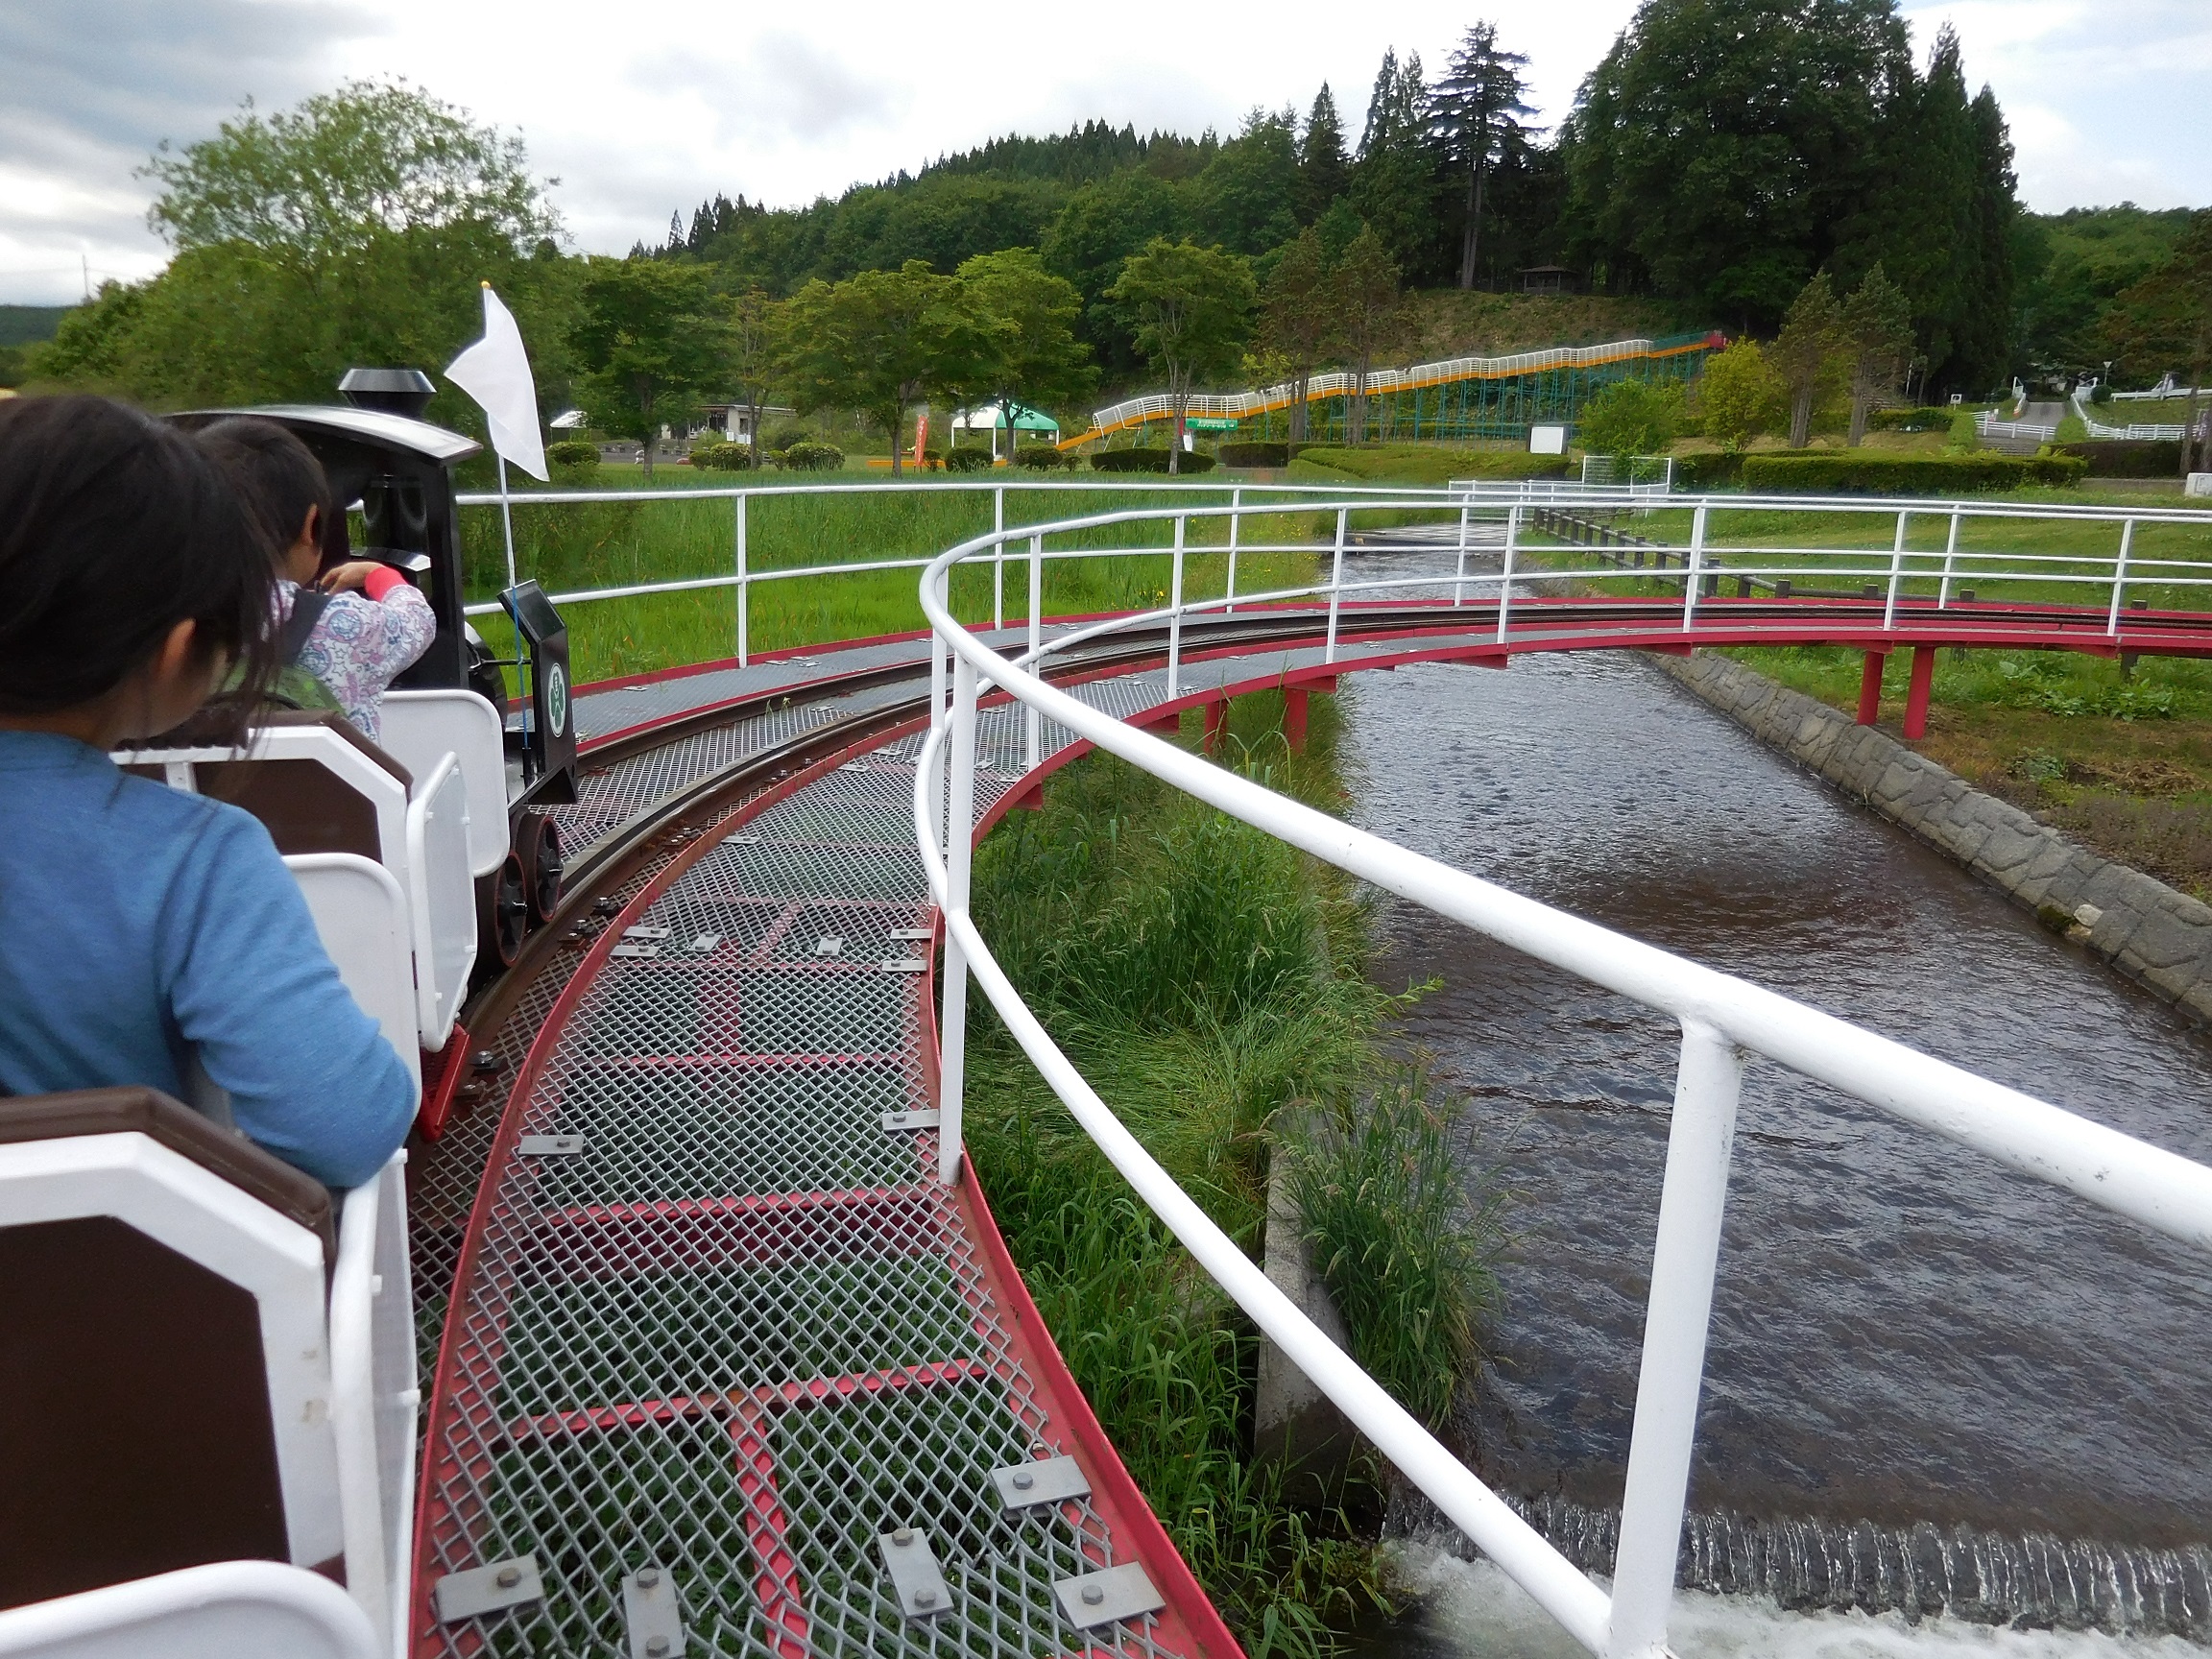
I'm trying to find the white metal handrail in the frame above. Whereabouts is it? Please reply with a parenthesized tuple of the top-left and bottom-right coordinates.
(911, 498, 2212, 1659)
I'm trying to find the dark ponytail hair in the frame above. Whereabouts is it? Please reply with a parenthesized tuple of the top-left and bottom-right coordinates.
(194, 416, 337, 576)
(0, 394, 277, 743)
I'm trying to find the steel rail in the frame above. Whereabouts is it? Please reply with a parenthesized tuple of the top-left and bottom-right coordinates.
(912, 505, 2212, 1659)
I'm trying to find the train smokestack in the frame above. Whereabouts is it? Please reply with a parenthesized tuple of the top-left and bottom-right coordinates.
(338, 367, 437, 420)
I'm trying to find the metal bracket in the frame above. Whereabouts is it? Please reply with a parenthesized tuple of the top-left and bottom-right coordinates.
(434, 1554, 544, 1622)
(840, 760, 872, 772)
(878, 957, 926, 974)
(689, 933, 722, 953)
(881, 1109, 940, 1134)
(991, 1454, 1091, 1511)
(878, 1527, 952, 1620)
(624, 926, 672, 942)
(814, 936, 845, 957)
(611, 943, 661, 959)
(1053, 1563, 1163, 1630)
(889, 928, 932, 942)
(722, 832, 761, 845)
(621, 1565, 686, 1658)
(518, 1135, 586, 1157)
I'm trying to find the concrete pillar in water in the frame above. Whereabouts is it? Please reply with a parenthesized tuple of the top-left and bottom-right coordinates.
(1903, 646, 1937, 739)
(1858, 650, 1887, 726)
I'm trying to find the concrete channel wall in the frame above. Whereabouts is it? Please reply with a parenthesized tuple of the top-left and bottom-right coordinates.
(1659, 650, 2212, 1024)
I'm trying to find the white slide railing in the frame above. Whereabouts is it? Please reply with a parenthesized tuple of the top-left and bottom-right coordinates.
(908, 496, 2212, 1659)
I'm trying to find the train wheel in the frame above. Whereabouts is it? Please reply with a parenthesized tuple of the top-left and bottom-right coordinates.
(517, 810, 564, 924)
(477, 853, 529, 970)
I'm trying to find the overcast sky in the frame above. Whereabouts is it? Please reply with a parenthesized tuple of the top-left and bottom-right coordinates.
(3, 0, 2207, 306)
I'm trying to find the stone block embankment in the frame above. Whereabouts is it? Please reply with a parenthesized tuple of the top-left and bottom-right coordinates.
(1659, 651, 2212, 1024)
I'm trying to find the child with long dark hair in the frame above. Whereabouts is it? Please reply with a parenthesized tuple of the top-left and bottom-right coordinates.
(0, 395, 416, 1189)
(192, 416, 436, 742)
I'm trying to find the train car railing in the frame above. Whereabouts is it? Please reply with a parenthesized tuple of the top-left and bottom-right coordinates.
(909, 499, 2212, 1659)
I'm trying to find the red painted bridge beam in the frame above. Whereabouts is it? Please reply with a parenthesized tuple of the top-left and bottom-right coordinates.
(1903, 645, 1937, 740)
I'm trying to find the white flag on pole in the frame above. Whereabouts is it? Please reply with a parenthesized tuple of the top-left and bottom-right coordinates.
(445, 282, 548, 481)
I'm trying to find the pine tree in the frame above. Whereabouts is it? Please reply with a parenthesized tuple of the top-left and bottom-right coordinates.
(1298, 84, 1350, 224)
(1351, 50, 1437, 280)
(1771, 272, 1844, 447)
(1431, 23, 1538, 290)
(1839, 264, 1914, 445)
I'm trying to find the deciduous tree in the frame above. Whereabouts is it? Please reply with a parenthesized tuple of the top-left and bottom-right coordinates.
(951, 247, 1097, 457)
(1107, 239, 1256, 473)
(568, 257, 724, 480)
(1332, 228, 1403, 445)
(1695, 340, 1783, 452)
(1575, 376, 1686, 459)
(720, 286, 784, 466)
(1259, 227, 1333, 443)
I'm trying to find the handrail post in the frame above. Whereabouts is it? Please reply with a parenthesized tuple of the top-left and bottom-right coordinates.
(1937, 510, 1960, 608)
(1226, 486, 1241, 615)
(735, 491, 749, 667)
(1326, 506, 1348, 664)
(1608, 1020, 1743, 1659)
(937, 654, 978, 1185)
(993, 483, 1006, 633)
(926, 573, 949, 850)
(1454, 498, 1472, 607)
(1883, 508, 1911, 631)
(1027, 532, 1044, 770)
(1167, 514, 1187, 699)
(2107, 519, 2136, 637)
(1496, 504, 1520, 642)
(1679, 505, 1708, 631)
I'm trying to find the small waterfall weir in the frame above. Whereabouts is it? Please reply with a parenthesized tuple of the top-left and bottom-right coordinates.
(1391, 1490, 2212, 1639)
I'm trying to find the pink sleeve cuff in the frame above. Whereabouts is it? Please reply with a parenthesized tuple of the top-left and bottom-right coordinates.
(362, 565, 408, 602)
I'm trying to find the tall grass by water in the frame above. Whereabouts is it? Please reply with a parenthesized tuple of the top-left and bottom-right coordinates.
(964, 690, 1503, 1655)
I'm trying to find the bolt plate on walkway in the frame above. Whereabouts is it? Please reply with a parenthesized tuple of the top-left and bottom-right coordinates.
(621, 1566, 685, 1657)
(878, 1527, 952, 1620)
(434, 1554, 544, 1622)
(882, 1108, 940, 1133)
(994, 1454, 1093, 1510)
(1056, 1563, 1166, 1630)
(517, 1134, 585, 1156)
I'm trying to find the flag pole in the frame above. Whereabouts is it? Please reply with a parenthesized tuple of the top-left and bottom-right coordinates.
(497, 453, 519, 594)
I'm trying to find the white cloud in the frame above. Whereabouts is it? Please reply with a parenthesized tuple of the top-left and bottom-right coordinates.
(0, 0, 2202, 302)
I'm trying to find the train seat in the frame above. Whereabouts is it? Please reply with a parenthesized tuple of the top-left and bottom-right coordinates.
(0, 1088, 414, 1656)
(116, 710, 479, 1057)
(377, 690, 508, 880)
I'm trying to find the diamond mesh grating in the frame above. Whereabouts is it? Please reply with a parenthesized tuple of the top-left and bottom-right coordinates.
(415, 732, 1191, 1659)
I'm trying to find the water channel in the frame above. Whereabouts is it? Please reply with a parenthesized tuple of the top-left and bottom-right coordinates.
(1334, 649, 2212, 1655)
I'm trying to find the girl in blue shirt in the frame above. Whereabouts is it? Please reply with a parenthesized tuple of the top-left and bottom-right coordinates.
(0, 396, 416, 1190)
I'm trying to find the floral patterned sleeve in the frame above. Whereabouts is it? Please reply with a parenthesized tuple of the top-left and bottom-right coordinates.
(297, 581, 437, 743)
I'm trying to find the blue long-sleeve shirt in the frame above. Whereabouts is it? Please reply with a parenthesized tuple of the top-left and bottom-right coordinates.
(0, 730, 416, 1189)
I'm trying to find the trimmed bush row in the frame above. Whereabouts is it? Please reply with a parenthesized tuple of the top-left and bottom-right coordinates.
(2056, 440, 2184, 478)
(1216, 441, 1290, 469)
(545, 438, 599, 469)
(1014, 444, 1069, 470)
(1740, 451, 2087, 493)
(1090, 448, 1218, 474)
(1866, 406, 1959, 432)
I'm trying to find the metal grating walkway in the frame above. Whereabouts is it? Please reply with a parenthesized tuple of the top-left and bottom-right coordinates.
(412, 708, 1214, 1659)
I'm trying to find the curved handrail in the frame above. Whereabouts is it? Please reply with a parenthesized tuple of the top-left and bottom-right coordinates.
(911, 499, 2212, 1659)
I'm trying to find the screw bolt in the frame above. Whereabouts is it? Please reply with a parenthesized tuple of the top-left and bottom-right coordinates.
(1081, 1584, 1105, 1606)
(494, 1565, 520, 1589)
(637, 1568, 660, 1589)
(1013, 1471, 1035, 1491)
(915, 1588, 938, 1609)
(892, 1527, 914, 1547)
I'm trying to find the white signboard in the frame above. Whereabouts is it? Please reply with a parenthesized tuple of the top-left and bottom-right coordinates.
(1528, 424, 1568, 455)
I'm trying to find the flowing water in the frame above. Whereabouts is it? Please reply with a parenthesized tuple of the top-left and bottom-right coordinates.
(1334, 651, 2212, 1652)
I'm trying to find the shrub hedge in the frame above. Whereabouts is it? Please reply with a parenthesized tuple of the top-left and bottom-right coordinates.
(2056, 440, 2184, 477)
(943, 446, 995, 473)
(688, 442, 756, 472)
(1673, 451, 1744, 490)
(1014, 444, 1068, 470)
(545, 439, 599, 469)
(1740, 451, 2088, 493)
(777, 441, 844, 471)
(1216, 441, 1290, 469)
(1090, 448, 1217, 474)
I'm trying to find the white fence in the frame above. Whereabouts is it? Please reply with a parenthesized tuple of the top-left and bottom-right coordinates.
(907, 492, 2212, 1659)
(2072, 388, 2192, 443)
(1976, 409, 2057, 442)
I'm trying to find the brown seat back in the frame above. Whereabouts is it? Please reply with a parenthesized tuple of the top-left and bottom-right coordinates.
(0, 1089, 334, 1610)
(122, 711, 414, 864)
